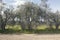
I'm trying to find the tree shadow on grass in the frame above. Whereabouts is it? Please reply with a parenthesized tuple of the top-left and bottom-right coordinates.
(0, 29, 60, 34)
(35, 29, 60, 34)
(0, 29, 22, 34)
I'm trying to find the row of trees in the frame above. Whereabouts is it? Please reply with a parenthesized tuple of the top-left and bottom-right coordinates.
(0, 0, 60, 31)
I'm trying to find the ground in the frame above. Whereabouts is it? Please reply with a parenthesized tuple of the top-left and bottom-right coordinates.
(0, 34, 60, 40)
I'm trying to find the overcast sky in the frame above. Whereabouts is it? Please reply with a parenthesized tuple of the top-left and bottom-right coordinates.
(3, 0, 60, 12)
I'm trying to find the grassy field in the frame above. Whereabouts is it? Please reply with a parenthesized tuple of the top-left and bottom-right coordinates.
(0, 25, 60, 34)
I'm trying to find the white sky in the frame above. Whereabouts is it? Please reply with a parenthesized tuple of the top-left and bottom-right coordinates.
(3, 0, 60, 12)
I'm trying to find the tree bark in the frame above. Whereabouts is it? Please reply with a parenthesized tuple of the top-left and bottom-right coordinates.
(1, 21, 6, 31)
(20, 22, 26, 30)
(49, 23, 53, 29)
(55, 23, 59, 30)
(28, 22, 32, 30)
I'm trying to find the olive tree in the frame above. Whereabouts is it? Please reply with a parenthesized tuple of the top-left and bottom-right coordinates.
(15, 2, 40, 30)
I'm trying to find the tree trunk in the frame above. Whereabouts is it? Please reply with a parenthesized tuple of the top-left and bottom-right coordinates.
(28, 22, 32, 30)
(20, 22, 26, 30)
(49, 23, 53, 29)
(1, 21, 6, 31)
(55, 23, 59, 30)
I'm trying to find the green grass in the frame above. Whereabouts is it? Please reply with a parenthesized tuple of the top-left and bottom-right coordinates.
(0, 25, 60, 34)
(5, 25, 21, 30)
(37, 25, 47, 30)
